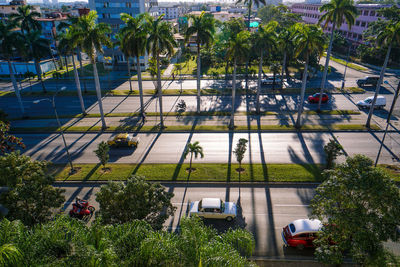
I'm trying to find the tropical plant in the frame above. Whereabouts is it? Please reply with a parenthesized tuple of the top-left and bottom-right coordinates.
(119, 13, 149, 117)
(9, 5, 41, 34)
(183, 141, 204, 173)
(94, 141, 109, 169)
(270, 62, 281, 90)
(72, 11, 112, 129)
(0, 122, 25, 156)
(58, 30, 86, 114)
(226, 31, 251, 129)
(293, 24, 326, 128)
(185, 11, 215, 114)
(233, 138, 248, 177)
(0, 20, 25, 115)
(96, 175, 175, 229)
(311, 155, 400, 265)
(23, 30, 50, 93)
(323, 138, 343, 169)
(236, 0, 266, 30)
(252, 21, 277, 113)
(318, 0, 358, 110)
(365, 21, 400, 127)
(146, 15, 176, 128)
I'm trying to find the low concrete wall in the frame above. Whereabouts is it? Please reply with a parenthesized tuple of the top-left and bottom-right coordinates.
(0, 59, 56, 76)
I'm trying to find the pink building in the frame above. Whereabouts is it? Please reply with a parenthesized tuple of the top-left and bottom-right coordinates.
(290, 3, 393, 47)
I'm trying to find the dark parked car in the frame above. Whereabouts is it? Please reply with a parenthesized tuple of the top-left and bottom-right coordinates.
(308, 93, 329, 103)
(357, 76, 379, 87)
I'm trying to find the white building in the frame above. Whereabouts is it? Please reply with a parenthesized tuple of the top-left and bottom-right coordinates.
(158, 5, 184, 19)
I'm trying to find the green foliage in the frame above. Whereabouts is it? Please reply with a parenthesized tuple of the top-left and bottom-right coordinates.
(95, 175, 175, 229)
(9, 5, 41, 34)
(0, 216, 256, 266)
(94, 141, 109, 168)
(323, 138, 343, 169)
(0, 152, 65, 226)
(257, 4, 301, 27)
(318, 0, 358, 30)
(311, 155, 400, 265)
(0, 122, 24, 156)
(233, 138, 248, 167)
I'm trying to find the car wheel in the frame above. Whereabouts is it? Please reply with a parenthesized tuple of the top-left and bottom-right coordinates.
(226, 216, 233, 222)
(296, 244, 305, 250)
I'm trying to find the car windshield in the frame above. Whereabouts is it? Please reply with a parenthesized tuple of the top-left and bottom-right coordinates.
(289, 223, 296, 233)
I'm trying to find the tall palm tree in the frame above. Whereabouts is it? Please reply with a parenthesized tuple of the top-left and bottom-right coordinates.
(24, 30, 50, 93)
(72, 11, 112, 129)
(317, 0, 357, 111)
(252, 21, 277, 113)
(0, 20, 25, 115)
(9, 5, 41, 34)
(185, 11, 215, 114)
(277, 27, 296, 85)
(115, 32, 133, 92)
(226, 31, 251, 129)
(366, 21, 400, 128)
(183, 141, 204, 173)
(236, 0, 266, 31)
(293, 24, 326, 128)
(58, 30, 86, 114)
(147, 15, 176, 128)
(119, 13, 149, 118)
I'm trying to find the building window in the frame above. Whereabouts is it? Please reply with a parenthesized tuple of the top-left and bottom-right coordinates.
(103, 2, 109, 8)
(102, 13, 110, 18)
(370, 11, 375, 16)
(356, 20, 360, 26)
(363, 10, 369, 16)
(126, 2, 131, 8)
(361, 21, 366, 27)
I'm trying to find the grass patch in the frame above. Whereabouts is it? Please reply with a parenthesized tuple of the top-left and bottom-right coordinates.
(324, 53, 368, 71)
(52, 163, 324, 182)
(11, 123, 380, 133)
(378, 164, 400, 181)
(339, 87, 365, 94)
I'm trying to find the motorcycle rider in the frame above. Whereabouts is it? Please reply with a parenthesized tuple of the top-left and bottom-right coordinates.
(75, 197, 84, 214)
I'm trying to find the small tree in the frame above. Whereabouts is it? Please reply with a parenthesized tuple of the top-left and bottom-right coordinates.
(233, 138, 248, 174)
(0, 152, 65, 226)
(323, 138, 343, 169)
(0, 121, 25, 156)
(183, 141, 204, 173)
(94, 141, 109, 170)
(310, 155, 400, 266)
(96, 175, 175, 229)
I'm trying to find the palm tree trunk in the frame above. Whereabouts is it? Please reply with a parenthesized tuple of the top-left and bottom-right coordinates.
(127, 56, 133, 92)
(157, 54, 164, 128)
(366, 44, 391, 128)
(64, 55, 69, 74)
(136, 56, 145, 117)
(189, 152, 193, 173)
(196, 43, 201, 114)
(77, 48, 87, 93)
(92, 56, 107, 129)
(256, 50, 263, 114)
(72, 53, 86, 114)
(281, 51, 286, 87)
(8, 59, 25, 115)
(229, 57, 237, 129)
(318, 24, 336, 111)
(295, 54, 309, 128)
(225, 61, 229, 89)
(34, 59, 46, 93)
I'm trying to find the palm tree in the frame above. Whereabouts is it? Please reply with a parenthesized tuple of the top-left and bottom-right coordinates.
(236, 0, 266, 31)
(24, 30, 50, 93)
(277, 27, 296, 86)
(147, 15, 176, 128)
(226, 31, 251, 129)
(72, 11, 112, 129)
(0, 243, 22, 266)
(253, 21, 277, 114)
(183, 141, 204, 173)
(317, 0, 357, 111)
(119, 13, 149, 118)
(58, 30, 86, 114)
(293, 24, 326, 128)
(115, 32, 133, 92)
(270, 62, 281, 90)
(366, 21, 400, 128)
(185, 11, 215, 114)
(9, 5, 41, 34)
(0, 21, 25, 115)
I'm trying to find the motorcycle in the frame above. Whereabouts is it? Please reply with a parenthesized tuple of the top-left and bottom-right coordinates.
(69, 199, 95, 220)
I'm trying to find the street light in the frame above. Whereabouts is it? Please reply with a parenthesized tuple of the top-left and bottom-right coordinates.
(375, 80, 400, 167)
(33, 86, 76, 174)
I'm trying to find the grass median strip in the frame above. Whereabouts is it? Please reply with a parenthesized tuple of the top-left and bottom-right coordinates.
(52, 163, 324, 182)
(11, 123, 380, 133)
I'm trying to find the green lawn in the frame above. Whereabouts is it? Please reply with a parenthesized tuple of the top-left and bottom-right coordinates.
(53, 163, 324, 182)
(52, 162, 400, 182)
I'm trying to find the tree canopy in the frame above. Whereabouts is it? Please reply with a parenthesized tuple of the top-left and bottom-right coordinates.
(311, 154, 400, 266)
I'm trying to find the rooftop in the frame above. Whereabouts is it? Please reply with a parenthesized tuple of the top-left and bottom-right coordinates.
(290, 219, 322, 234)
(201, 198, 221, 209)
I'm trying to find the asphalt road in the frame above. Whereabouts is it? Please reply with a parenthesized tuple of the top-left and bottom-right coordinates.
(59, 183, 400, 259)
(19, 132, 400, 165)
(2, 91, 400, 118)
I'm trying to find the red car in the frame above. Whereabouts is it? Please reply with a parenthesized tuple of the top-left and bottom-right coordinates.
(308, 93, 329, 103)
(282, 219, 322, 249)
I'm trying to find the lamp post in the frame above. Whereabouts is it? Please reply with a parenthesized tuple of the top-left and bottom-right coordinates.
(33, 86, 75, 173)
(375, 80, 400, 167)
